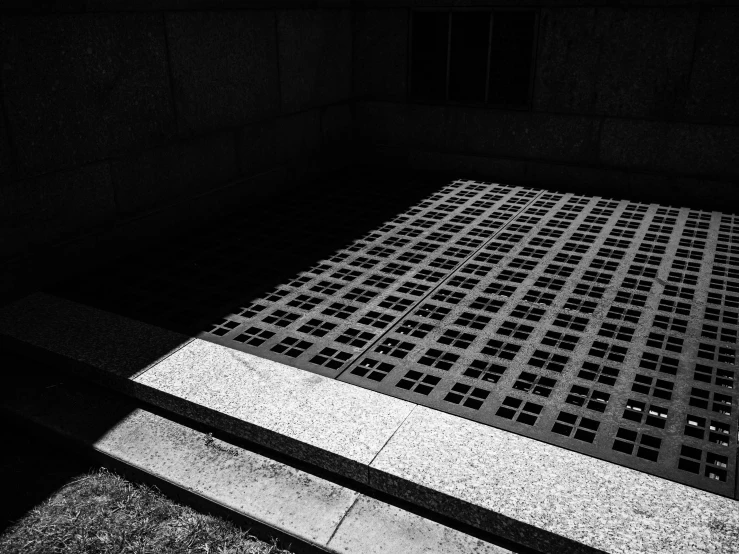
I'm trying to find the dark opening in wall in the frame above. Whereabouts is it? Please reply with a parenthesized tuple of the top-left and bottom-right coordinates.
(410, 9, 537, 108)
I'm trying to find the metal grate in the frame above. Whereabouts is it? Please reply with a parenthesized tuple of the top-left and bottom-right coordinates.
(56, 179, 738, 498)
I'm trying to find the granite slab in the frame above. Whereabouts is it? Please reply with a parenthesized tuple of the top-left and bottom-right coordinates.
(326, 494, 513, 554)
(0, 292, 192, 380)
(370, 406, 739, 554)
(133, 338, 416, 483)
(3, 357, 511, 554)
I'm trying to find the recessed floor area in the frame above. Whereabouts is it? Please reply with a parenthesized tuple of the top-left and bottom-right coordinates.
(52, 172, 738, 499)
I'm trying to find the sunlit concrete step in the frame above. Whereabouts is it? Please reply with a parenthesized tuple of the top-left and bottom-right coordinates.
(2, 361, 509, 554)
(1, 293, 738, 554)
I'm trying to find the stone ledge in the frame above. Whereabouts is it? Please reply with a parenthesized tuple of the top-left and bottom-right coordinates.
(0, 293, 737, 554)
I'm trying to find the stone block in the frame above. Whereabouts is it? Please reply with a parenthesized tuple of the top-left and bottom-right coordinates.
(278, 9, 352, 113)
(1, 14, 175, 176)
(0, 163, 115, 259)
(353, 9, 408, 101)
(111, 130, 237, 216)
(599, 118, 739, 180)
(165, 10, 280, 134)
(321, 103, 353, 152)
(681, 7, 739, 124)
(534, 7, 697, 119)
(275, 109, 323, 164)
(445, 106, 601, 164)
(355, 101, 448, 152)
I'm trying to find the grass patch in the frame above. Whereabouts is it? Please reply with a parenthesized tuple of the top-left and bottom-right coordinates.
(0, 466, 293, 554)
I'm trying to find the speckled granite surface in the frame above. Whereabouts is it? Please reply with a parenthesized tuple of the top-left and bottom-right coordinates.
(0, 292, 191, 379)
(133, 338, 415, 483)
(370, 406, 739, 554)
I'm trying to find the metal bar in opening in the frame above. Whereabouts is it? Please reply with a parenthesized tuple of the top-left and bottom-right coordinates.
(485, 9, 494, 104)
(445, 11, 452, 102)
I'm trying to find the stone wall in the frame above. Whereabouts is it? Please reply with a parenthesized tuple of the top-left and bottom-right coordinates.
(353, 3, 739, 208)
(0, 3, 353, 298)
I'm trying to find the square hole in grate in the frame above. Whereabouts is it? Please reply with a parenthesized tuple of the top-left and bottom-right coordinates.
(433, 289, 467, 305)
(598, 322, 636, 342)
(578, 361, 619, 386)
(689, 387, 732, 415)
(528, 350, 569, 372)
(632, 374, 674, 401)
(701, 324, 738, 343)
(704, 306, 739, 325)
(237, 303, 268, 319)
(310, 280, 345, 295)
(523, 289, 556, 305)
(552, 313, 589, 332)
(582, 270, 614, 285)
(322, 302, 358, 319)
(628, 265, 658, 279)
(553, 252, 583, 265)
(351, 358, 395, 382)
(623, 399, 669, 429)
(612, 428, 662, 462)
(310, 347, 353, 370)
(415, 303, 451, 320)
(271, 337, 313, 358)
(542, 330, 580, 350)
(343, 287, 378, 303)
(208, 318, 241, 337)
(398, 319, 435, 339)
(496, 270, 528, 283)
(297, 318, 337, 337)
(565, 385, 610, 413)
(693, 363, 735, 389)
(464, 360, 507, 383)
(262, 309, 301, 328)
(444, 383, 491, 410)
(646, 333, 684, 353)
(561, 241, 590, 254)
(287, 294, 323, 311)
(438, 329, 477, 349)
(698, 343, 737, 364)
(414, 269, 447, 282)
(481, 339, 521, 360)
(430, 257, 458, 271)
(508, 258, 538, 271)
(658, 299, 692, 317)
(513, 372, 558, 398)
(483, 283, 517, 297)
(336, 328, 376, 348)
(495, 397, 543, 426)
(497, 320, 535, 340)
(397, 281, 432, 297)
(573, 282, 606, 299)
(378, 295, 415, 312)
(667, 272, 699, 287)
(663, 285, 695, 300)
(454, 311, 492, 330)
(233, 326, 275, 346)
(375, 338, 415, 359)
(448, 276, 481, 290)
(563, 297, 598, 314)
(460, 263, 494, 277)
(551, 411, 600, 443)
(511, 304, 547, 322)
(395, 370, 441, 395)
(589, 341, 628, 363)
(363, 275, 396, 289)
(357, 311, 394, 330)
(381, 262, 413, 276)
(639, 352, 679, 375)
(332, 268, 364, 282)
